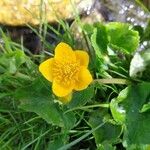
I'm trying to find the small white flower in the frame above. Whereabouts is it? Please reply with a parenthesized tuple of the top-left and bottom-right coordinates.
(129, 53, 145, 77)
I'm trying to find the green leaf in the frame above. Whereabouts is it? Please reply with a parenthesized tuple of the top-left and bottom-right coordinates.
(83, 23, 95, 35)
(140, 103, 150, 113)
(91, 22, 139, 56)
(15, 78, 63, 126)
(97, 142, 116, 150)
(0, 50, 26, 74)
(15, 77, 76, 128)
(48, 137, 64, 150)
(63, 109, 76, 130)
(110, 82, 150, 145)
(89, 109, 122, 147)
(68, 85, 94, 108)
(91, 23, 108, 56)
(110, 87, 128, 124)
(48, 135, 68, 150)
(133, 25, 144, 40)
(126, 144, 150, 150)
(106, 22, 139, 54)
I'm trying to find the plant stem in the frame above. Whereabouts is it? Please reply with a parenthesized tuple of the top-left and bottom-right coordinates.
(64, 104, 109, 114)
(94, 78, 130, 85)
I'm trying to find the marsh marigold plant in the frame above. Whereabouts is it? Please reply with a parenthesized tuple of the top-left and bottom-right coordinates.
(39, 42, 93, 103)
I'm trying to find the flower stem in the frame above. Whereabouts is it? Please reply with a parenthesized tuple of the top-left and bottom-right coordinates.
(94, 78, 130, 85)
(64, 103, 109, 114)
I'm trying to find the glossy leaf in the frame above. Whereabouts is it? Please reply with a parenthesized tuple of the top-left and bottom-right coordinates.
(89, 109, 122, 147)
(106, 22, 139, 54)
(110, 87, 128, 124)
(15, 77, 76, 128)
(0, 50, 26, 74)
(110, 82, 150, 145)
(68, 85, 94, 108)
(91, 23, 108, 56)
(97, 143, 116, 150)
(140, 103, 150, 113)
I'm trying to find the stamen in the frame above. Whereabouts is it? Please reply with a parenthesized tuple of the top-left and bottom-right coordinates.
(52, 60, 79, 86)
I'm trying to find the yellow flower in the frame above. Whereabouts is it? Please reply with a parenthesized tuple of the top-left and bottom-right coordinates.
(39, 42, 93, 102)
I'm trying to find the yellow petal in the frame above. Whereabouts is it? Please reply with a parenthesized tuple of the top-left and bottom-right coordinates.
(58, 93, 72, 104)
(55, 42, 76, 61)
(74, 67, 93, 91)
(39, 58, 54, 82)
(75, 50, 89, 67)
(52, 80, 73, 97)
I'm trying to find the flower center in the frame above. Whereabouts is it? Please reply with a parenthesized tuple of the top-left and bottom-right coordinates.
(52, 60, 79, 86)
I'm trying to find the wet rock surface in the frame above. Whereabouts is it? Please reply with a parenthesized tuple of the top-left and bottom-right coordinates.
(0, 0, 94, 26)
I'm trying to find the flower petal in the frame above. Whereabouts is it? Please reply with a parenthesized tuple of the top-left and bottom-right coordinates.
(55, 42, 76, 61)
(75, 50, 89, 67)
(52, 80, 73, 97)
(59, 93, 72, 104)
(74, 67, 93, 91)
(39, 58, 54, 82)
